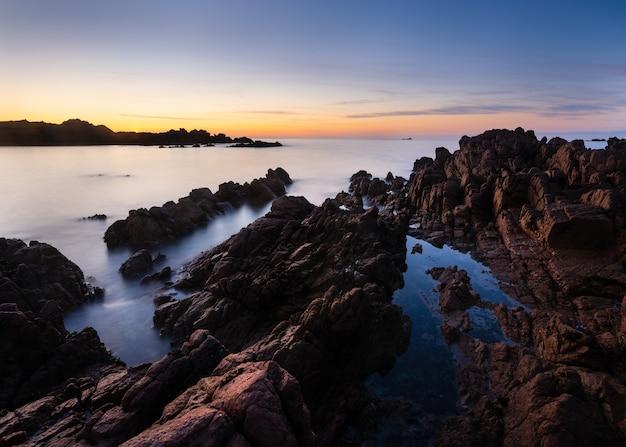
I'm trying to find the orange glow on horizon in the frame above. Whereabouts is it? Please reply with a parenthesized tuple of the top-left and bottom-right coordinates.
(1, 109, 620, 140)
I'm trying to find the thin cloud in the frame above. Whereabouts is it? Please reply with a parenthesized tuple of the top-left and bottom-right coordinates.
(347, 101, 623, 119)
(334, 99, 384, 106)
(347, 104, 531, 118)
(540, 102, 620, 116)
(241, 110, 300, 115)
(120, 113, 205, 121)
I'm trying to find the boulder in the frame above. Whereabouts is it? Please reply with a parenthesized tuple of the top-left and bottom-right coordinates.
(119, 250, 154, 278)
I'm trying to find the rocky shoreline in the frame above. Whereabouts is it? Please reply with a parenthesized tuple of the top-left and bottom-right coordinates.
(353, 128, 626, 445)
(1, 130, 626, 446)
(104, 167, 292, 248)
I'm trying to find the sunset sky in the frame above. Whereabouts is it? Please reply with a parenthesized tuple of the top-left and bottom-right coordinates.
(2, 0, 625, 137)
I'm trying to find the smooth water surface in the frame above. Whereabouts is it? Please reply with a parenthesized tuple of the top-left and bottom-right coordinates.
(0, 138, 456, 364)
(365, 236, 518, 444)
(0, 134, 604, 363)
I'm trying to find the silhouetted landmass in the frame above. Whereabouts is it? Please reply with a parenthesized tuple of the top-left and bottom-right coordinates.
(229, 140, 283, 147)
(0, 119, 279, 146)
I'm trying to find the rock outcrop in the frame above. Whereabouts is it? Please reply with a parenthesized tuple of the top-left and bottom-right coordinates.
(5, 130, 626, 446)
(0, 238, 98, 314)
(104, 168, 292, 248)
(154, 194, 411, 440)
(399, 128, 626, 446)
(0, 238, 113, 410)
(1, 193, 411, 446)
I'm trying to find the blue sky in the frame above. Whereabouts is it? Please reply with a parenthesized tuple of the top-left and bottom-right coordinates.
(2, 0, 625, 136)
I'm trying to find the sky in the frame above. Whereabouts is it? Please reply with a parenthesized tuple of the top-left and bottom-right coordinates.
(1, 0, 625, 138)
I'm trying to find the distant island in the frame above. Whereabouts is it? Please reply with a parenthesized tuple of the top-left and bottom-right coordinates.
(0, 119, 281, 147)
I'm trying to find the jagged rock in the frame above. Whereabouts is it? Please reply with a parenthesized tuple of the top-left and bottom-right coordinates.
(539, 202, 614, 250)
(82, 214, 107, 221)
(401, 128, 626, 446)
(104, 169, 292, 248)
(156, 195, 410, 439)
(428, 267, 479, 313)
(0, 298, 112, 409)
(0, 238, 95, 313)
(119, 249, 154, 278)
(141, 266, 172, 284)
(122, 361, 313, 447)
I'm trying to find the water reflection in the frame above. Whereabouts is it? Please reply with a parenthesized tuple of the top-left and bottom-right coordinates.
(365, 236, 518, 444)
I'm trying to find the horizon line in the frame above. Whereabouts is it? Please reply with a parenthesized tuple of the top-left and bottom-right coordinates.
(3, 117, 626, 141)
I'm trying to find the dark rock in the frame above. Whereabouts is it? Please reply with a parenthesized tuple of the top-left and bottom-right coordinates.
(0, 119, 269, 146)
(428, 267, 479, 313)
(411, 243, 423, 254)
(105, 169, 292, 248)
(153, 294, 176, 306)
(229, 140, 282, 148)
(0, 239, 114, 409)
(82, 214, 107, 221)
(401, 128, 626, 445)
(155, 195, 410, 441)
(0, 238, 93, 313)
(119, 250, 153, 278)
(141, 266, 172, 284)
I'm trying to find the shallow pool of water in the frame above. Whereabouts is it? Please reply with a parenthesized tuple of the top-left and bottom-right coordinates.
(365, 236, 517, 444)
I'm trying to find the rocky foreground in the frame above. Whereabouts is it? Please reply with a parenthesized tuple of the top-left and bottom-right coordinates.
(1, 130, 626, 446)
(0, 185, 411, 445)
(352, 129, 626, 445)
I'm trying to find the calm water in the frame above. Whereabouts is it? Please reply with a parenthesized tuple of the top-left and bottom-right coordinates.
(0, 134, 608, 365)
(0, 138, 456, 364)
(0, 134, 609, 446)
(364, 237, 518, 444)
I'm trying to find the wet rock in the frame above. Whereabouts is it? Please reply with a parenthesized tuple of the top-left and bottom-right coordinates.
(155, 195, 409, 440)
(141, 266, 172, 284)
(104, 168, 292, 248)
(367, 178, 387, 198)
(429, 267, 479, 313)
(401, 128, 626, 445)
(119, 249, 153, 278)
(0, 303, 113, 409)
(0, 238, 94, 313)
(153, 294, 176, 306)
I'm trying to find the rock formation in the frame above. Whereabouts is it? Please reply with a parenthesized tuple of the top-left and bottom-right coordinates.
(0, 238, 113, 410)
(104, 168, 292, 248)
(154, 195, 411, 440)
(3, 130, 626, 446)
(395, 129, 626, 446)
(1, 193, 412, 446)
